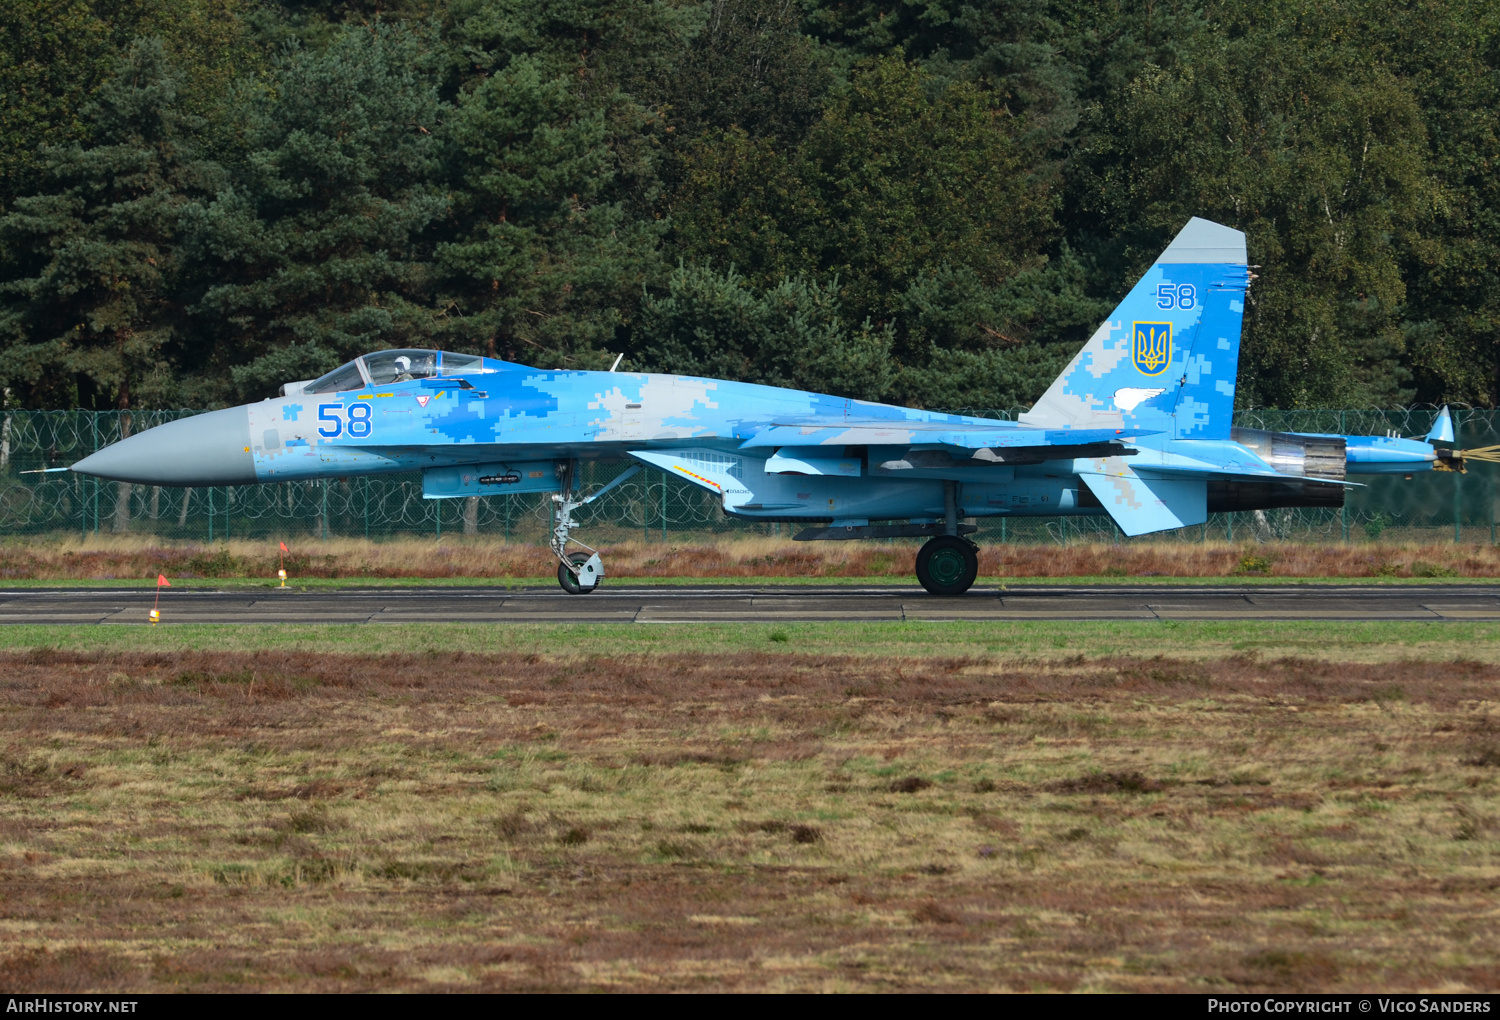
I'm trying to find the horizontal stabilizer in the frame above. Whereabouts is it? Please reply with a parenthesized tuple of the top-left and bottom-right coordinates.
(1079, 462, 1207, 536)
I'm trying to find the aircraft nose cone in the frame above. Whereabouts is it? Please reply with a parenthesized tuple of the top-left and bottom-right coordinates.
(71, 407, 254, 485)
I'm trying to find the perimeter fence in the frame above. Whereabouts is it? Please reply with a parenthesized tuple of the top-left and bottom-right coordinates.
(0, 407, 1494, 545)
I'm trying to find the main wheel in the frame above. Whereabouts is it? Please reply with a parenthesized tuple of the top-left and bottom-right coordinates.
(915, 535, 979, 596)
(557, 552, 601, 595)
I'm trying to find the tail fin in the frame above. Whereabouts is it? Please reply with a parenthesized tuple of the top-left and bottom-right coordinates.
(1019, 217, 1250, 441)
(1426, 406, 1454, 444)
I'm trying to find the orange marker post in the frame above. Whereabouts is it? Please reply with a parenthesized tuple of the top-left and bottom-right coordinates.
(151, 573, 170, 624)
(278, 541, 288, 587)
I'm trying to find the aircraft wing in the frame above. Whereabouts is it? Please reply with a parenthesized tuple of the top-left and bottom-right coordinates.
(740, 418, 1158, 451)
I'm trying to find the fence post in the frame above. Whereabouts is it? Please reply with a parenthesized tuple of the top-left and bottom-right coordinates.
(321, 480, 329, 540)
(208, 487, 214, 543)
(363, 477, 369, 539)
(1340, 410, 1349, 542)
(435, 496, 441, 540)
(1455, 470, 1463, 544)
(1455, 410, 1463, 543)
(661, 475, 667, 542)
(90, 413, 99, 536)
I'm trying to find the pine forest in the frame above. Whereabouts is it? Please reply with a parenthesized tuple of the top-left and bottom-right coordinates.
(2, 0, 1498, 413)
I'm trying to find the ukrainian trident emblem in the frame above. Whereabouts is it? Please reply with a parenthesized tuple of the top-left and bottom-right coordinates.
(1132, 322, 1172, 375)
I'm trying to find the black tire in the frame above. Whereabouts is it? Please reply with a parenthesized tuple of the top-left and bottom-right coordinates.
(915, 535, 979, 596)
(557, 551, 600, 595)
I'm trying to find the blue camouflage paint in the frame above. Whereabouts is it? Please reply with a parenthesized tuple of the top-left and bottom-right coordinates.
(1019, 217, 1251, 442)
(74, 217, 1451, 540)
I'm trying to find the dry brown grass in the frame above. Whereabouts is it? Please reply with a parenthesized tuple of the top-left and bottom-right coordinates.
(1, 646, 1497, 991)
(3, 534, 1500, 580)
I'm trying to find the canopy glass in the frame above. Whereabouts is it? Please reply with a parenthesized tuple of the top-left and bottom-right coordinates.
(304, 350, 496, 394)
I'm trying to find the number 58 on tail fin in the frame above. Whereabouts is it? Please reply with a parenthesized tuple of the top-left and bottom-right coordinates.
(1021, 217, 1252, 442)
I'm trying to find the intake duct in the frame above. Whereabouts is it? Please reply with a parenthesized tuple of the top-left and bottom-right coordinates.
(1229, 428, 1346, 481)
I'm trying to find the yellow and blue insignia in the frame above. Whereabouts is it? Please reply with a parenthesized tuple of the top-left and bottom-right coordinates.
(1132, 321, 1172, 375)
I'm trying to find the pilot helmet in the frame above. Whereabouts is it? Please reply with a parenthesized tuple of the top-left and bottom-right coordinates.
(395, 356, 411, 372)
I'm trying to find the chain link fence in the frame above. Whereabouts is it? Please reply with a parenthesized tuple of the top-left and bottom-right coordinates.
(1, 408, 1494, 544)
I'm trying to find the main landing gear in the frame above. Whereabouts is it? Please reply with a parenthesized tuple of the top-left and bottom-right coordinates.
(913, 479, 979, 596)
(915, 535, 979, 596)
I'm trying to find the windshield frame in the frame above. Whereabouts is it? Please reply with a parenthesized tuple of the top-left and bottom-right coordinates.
(304, 360, 371, 395)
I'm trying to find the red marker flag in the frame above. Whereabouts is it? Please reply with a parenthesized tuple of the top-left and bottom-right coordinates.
(151, 573, 169, 623)
(280, 542, 288, 552)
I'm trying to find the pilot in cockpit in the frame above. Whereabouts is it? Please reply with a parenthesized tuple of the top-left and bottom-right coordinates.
(391, 356, 415, 382)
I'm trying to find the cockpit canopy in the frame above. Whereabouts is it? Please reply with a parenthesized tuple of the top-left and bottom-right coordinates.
(288, 349, 495, 396)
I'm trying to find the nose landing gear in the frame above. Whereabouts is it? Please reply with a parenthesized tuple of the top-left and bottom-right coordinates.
(551, 476, 603, 595)
(557, 550, 604, 595)
(915, 535, 979, 596)
(550, 460, 644, 594)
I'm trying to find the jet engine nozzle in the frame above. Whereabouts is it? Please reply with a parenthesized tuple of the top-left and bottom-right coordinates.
(71, 407, 254, 486)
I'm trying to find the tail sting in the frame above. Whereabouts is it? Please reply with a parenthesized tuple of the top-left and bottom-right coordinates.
(1019, 217, 1251, 441)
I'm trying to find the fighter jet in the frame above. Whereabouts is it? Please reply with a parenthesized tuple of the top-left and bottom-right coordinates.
(70, 218, 1465, 595)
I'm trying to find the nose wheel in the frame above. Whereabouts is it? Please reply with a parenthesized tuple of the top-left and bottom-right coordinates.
(550, 459, 610, 594)
(548, 459, 648, 594)
(916, 535, 979, 596)
(558, 551, 603, 594)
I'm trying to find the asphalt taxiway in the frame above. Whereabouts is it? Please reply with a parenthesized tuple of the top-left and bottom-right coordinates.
(0, 584, 1498, 625)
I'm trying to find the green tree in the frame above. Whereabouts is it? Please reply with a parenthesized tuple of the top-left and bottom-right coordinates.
(183, 23, 448, 399)
(1371, 0, 1500, 407)
(662, 0, 833, 147)
(0, 38, 212, 409)
(431, 52, 664, 368)
(0, 0, 258, 217)
(672, 56, 1056, 404)
(807, 0, 1083, 151)
(1067, 3, 1433, 407)
(633, 261, 894, 399)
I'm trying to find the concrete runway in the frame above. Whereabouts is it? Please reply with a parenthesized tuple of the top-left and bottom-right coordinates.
(1, 583, 1499, 625)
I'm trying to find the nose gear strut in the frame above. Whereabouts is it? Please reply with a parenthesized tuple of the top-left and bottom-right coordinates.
(550, 460, 644, 594)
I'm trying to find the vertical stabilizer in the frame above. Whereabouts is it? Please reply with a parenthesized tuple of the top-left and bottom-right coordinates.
(1019, 218, 1251, 440)
(1426, 406, 1454, 444)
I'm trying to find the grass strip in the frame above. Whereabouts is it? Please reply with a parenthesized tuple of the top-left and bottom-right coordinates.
(0, 574, 1497, 589)
(2, 644, 1496, 991)
(1, 619, 1498, 663)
